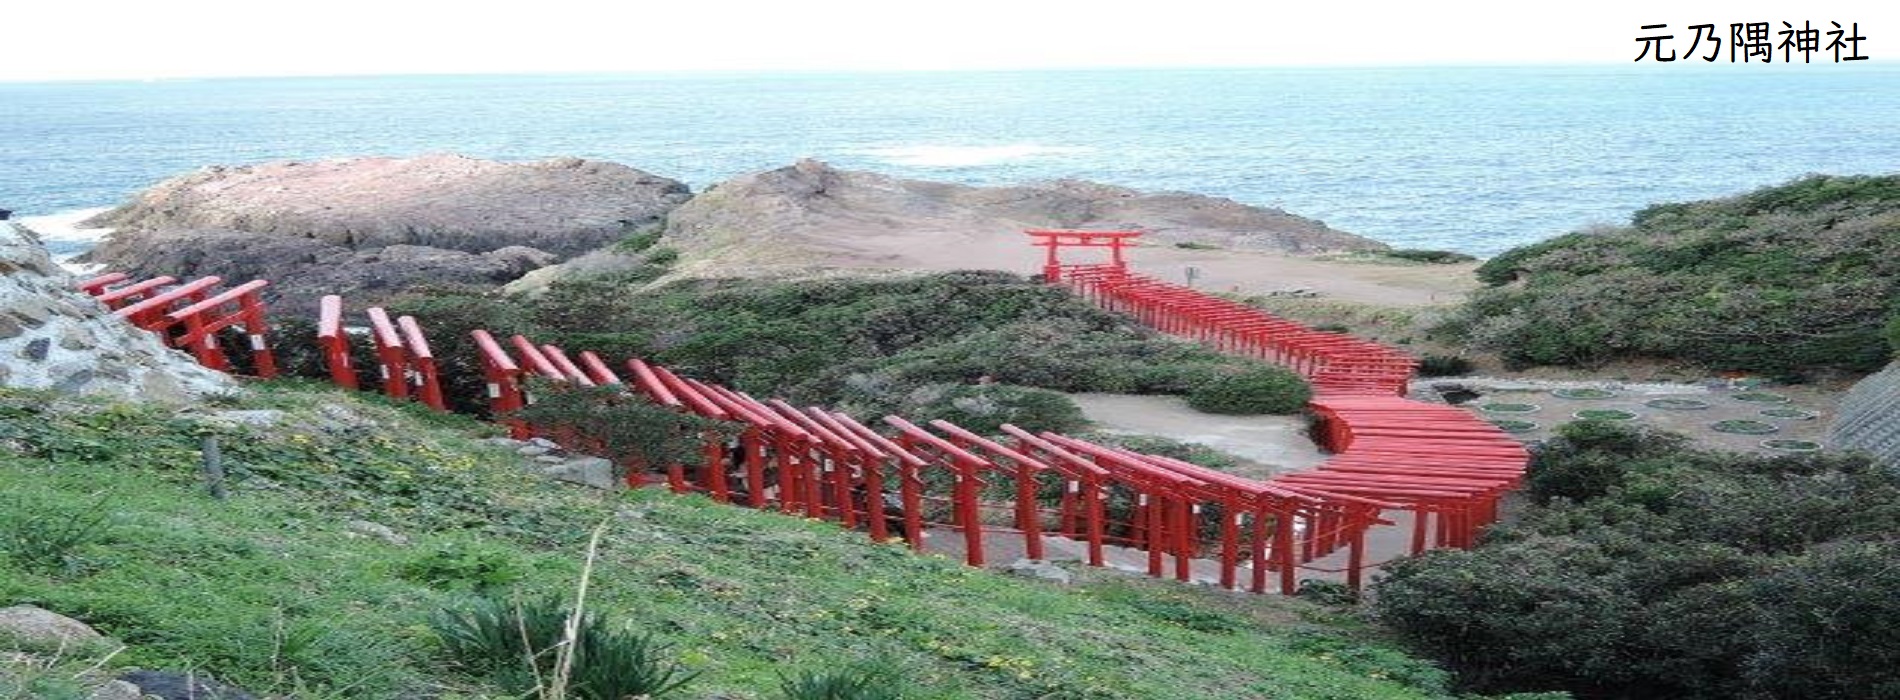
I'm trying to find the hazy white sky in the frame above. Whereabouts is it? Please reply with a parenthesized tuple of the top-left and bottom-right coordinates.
(1, 1, 1887, 81)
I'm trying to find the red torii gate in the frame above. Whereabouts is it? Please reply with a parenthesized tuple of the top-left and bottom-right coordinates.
(1025, 229, 1142, 283)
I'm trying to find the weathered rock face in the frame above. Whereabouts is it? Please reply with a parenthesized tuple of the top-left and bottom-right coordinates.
(0, 223, 234, 402)
(1832, 360, 1900, 467)
(84, 154, 690, 312)
(0, 605, 104, 647)
(657, 159, 1384, 277)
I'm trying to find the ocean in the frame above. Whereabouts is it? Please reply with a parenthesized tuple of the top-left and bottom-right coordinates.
(1, 65, 1896, 258)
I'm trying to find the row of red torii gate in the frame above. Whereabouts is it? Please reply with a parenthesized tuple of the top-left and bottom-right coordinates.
(73, 229, 1526, 594)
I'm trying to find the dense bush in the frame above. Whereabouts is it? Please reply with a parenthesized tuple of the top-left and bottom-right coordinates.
(386, 271, 1307, 425)
(1185, 366, 1312, 415)
(1444, 175, 1900, 373)
(1375, 421, 1900, 698)
(1383, 249, 1477, 264)
(1415, 354, 1474, 377)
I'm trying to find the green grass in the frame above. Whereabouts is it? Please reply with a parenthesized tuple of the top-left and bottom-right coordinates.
(0, 385, 1455, 699)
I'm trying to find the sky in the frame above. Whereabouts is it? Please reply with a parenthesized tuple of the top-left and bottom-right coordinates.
(0, 0, 1889, 81)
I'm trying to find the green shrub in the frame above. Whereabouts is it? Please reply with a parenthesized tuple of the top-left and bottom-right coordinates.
(777, 658, 908, 700)
(511, 384, 731, 483)
(1384, 249, 1477, 264)
(1173, 241, 1221, 250)
(644, 247, 681, 265)
(1, 496, 112, 576)
(398, 541, 525, 591)
(888, 383, 1087, 435)
(1450, 175, 1900, 374)
(1186, 367, 1311, 415)
(616, 228, 664, 253)
(1416, 354, 1474, 377)
(431, 596, 697, 699)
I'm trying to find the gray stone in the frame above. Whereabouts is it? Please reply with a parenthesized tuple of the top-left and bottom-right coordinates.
(0, 315, 20, 340)
(21, 338, 49, 361)
(528, 437, 561, 449)
(0, 605, 104, 647)
(118, 670, 259, 700)
(533, 454, 568, 465)
(1005, 558, 1073, 585)
(541, 456, 618, 490)
(345, 520, 410, 546)
(517, 444, 553, 457)
(87, 679, 144, 700)
(50, 369, 96, 395)
(208, 410, 286, 428)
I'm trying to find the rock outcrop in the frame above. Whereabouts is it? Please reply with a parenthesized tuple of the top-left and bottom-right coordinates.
(654, 159, 1384, 277)
(0, 222, 234, 402)
(1832, 360, 1900, 467)
(84, 154, 690, 312)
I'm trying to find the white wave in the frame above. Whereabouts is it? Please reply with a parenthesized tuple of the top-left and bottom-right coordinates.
(17, 206, 115, 243)
(861, 144, 1094, 168)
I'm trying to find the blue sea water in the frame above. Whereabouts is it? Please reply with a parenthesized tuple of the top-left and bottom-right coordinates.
(1, 65, 1895, 256)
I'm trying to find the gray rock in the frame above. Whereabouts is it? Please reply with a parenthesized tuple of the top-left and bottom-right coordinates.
(118, 670, 258, 700)
(528, 437, 561, 449)
(82, 154, 691, 313)
(208, 410, 285, 428)
(345, 520, 410, 546)
(0, 223, 235, 402)
(1005, 558, 1073, 585)
(0, 605, 104, 647)
(533, 454, 568, 465)
(87, 679, 144, 700)
(542, 456, 618, 490)
(517, 444, 553, 457)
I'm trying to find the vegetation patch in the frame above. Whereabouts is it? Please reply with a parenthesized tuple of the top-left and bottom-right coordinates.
(1644, 398, 1711, 410)
(1376, 421, 1900, 698)
(1437, 175, 1900, 373)
(1760, 407, 1818, 420)
(1761, 439, 1822, 452)
(1731, 391, 1791, 404)
(1711, 419, 1780, 435)
(1550, 388, 1615, 400)
(1571, 409, 1637, 421)
(0, 385, 1450, 699)
(1488, 419, 1538, 433)
(1478, 402, 1539, 414)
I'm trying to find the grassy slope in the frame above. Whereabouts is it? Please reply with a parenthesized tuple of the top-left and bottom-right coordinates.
(0, 382, 1449, 700)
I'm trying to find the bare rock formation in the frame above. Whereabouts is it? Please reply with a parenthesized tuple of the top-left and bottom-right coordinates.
(83, 154, 690, 312)
(656, 159, 1385, 278)
(0, 222, 234, 402)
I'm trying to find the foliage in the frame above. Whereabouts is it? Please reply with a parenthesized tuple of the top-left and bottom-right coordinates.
(431, 595, 698, 699)
(1382, 249, 1477, 264)
(395, 271, 1305, 425)
(1444, 175, 1900, 373)
(510, 384, 731, 484)
(1186, 366, 1312, 415)
(777, 658, 908, 700)
(0, 385, 1448, 699)
(1375, 419, 1900, 698)
(1415, 355, 1473, 377)
(0, 495, 113, 576)
(644, 246, 681, 265)
(853, 383, 1088, 435)
(398, 540, 526, 592)
(615, 228, 664, 253)
(1172, 241, 1221, 250)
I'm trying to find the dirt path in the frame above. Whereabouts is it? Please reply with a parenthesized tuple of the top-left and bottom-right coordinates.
(1067, 393, 1330, 478)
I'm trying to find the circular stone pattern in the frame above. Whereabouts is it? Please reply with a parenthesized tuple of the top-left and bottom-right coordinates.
(1645, 398, 1711, 410)
(1552, 388, 1616, 400)
(1490, 419, 1538, 433)
(1760, 407, 1818, 420)
(1574, 409, 1638, 421)
(1761, 439, 1821, 452)
(1712, 419, 1780, 435)
(1732, 391, 1790, 404)
(1480, 402, 1540, 413)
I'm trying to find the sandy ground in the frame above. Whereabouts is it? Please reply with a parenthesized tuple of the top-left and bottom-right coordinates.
(820, 232, 1478, 307)
(1424, 378, 1835, 453)
(1067, 393, 1331, 478)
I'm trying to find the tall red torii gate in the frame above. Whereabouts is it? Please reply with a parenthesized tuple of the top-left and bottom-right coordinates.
(1025, 229, 1142, 283)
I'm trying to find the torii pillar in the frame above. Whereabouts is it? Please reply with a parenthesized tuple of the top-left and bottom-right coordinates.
(1025, 229, 1143, 283)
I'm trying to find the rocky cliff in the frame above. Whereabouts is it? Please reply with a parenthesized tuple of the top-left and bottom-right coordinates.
(1832, 360, 1900, 467)
(650, 159, 1383, 277)
(0, 222, 233, 402)
(83, 154, 691, 312)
